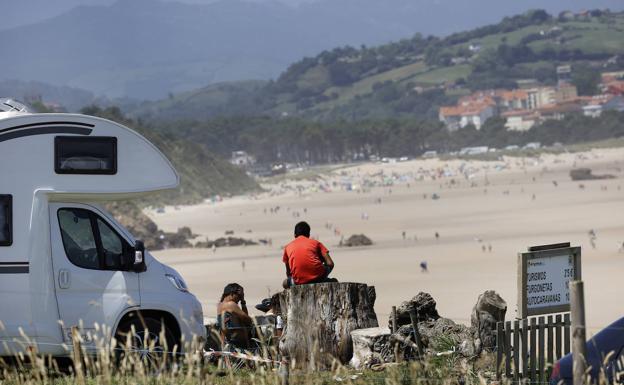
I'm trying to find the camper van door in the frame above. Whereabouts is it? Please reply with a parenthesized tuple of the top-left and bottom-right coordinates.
(48, 203, 140, 343)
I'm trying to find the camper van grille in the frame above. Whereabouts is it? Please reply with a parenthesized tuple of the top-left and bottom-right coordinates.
(55, 136, 117, 175)
(0, 195, 12, 246)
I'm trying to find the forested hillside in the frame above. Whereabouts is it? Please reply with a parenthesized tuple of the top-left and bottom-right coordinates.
(133, 9, 624, 121)
(80, 105, 259, 204)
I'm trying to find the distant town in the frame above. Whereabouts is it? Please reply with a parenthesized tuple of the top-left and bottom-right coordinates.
(439, 66, 624, 132)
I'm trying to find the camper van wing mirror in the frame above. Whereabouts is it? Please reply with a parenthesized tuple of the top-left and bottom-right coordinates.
(131, 240, 146, 272)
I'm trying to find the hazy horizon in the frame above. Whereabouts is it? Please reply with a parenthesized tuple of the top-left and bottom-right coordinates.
(4, 0, 624, 33)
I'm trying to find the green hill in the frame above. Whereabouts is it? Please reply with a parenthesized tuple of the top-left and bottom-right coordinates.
(132, 9, 624, 122)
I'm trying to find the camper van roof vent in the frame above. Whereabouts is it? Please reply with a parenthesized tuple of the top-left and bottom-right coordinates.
(0, 98, 31, 113)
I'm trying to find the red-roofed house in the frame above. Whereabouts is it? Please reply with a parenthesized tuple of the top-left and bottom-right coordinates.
(439, 102, 496, 131)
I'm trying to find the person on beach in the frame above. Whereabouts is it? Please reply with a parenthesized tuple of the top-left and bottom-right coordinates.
(282, 221, 336, 289)
(217, 283, 253, 350)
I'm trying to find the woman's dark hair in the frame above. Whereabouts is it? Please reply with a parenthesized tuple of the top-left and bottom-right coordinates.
(294, 221, 311, 237)
(220, 283, 243, 302)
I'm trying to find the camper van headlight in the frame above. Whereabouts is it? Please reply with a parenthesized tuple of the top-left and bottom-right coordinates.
(165, 274, 188, 292)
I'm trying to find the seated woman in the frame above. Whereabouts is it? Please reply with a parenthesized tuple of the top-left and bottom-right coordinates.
(216, 283, 253, 351)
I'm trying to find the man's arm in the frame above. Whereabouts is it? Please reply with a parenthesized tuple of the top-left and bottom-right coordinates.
(319, 243, 334, 268)
(283, 248, 292, 278)
(284, 261, 291, 277)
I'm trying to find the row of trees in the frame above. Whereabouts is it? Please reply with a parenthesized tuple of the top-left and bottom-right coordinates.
(150, 111, 624, 165)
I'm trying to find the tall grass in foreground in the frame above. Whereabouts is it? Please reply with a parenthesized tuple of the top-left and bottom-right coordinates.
(2, 324, 620, 385)
(0, 324, 490, 385)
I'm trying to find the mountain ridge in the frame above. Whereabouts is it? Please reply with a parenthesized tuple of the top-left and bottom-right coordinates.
(3, 0, 623, 100)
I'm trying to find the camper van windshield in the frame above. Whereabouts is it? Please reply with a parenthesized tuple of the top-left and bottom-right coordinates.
(0, 195, 11, 246)
(55, 136, 117, 174)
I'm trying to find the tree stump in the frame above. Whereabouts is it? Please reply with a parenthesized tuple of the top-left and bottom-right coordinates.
(278, 282, 378, 369)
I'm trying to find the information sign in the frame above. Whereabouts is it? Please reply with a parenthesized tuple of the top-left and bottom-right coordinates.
(517, 243, 581, 318)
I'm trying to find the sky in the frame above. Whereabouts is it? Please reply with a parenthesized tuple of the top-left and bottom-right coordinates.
(3, 0, 624, 31)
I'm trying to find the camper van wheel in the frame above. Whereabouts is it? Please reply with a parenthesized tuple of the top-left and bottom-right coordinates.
(115, 316, 179, 366)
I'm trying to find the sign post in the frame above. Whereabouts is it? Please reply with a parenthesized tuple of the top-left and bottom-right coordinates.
(517, 243, 581, 318)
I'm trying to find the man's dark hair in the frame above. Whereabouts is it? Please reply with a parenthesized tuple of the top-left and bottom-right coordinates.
(220, 283, 243, 302)
(294, 221, 311, 237)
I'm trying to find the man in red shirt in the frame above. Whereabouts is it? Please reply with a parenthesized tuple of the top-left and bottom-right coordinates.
(282, 221, 336, 288)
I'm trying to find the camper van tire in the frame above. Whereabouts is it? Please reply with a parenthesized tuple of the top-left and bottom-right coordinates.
(115, 312, 179, 364)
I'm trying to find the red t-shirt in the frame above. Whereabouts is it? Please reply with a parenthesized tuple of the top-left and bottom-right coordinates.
(282, 236, 329, 284)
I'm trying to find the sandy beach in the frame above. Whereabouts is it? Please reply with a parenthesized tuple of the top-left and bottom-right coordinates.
(148, 148, 624, 334)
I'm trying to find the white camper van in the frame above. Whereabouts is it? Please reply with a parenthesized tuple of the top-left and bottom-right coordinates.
(0, 100, 205, 357)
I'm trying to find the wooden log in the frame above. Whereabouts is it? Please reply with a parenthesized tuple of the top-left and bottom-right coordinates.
(504, 321, 512, 377)
(496, 322, 504, 380)
(570, 281, 588, 385)
(513, 320, 519, 381)
(547, 315, 554, 366)
(530, 317, 537, 383)
(278, 282, 378, 369)
(521, 318, 528, 377)
(350, 327, 391, 369)
(555, 314, 562, 359)
(391, 306, 398, 333)
(538, 316, 545, 383)
(471, 290, 507, 352)
(408, 309, 424, 358)
(564, 313, 571, 355)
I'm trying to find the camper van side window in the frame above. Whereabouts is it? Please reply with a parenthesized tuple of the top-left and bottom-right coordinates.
(58, 208, 130, 271)
(58, 209, 99, 269)
(0, 195, 12, 246)
(55, 136, 117, 175)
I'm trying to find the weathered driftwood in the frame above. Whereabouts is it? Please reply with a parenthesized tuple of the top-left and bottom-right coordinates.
(278, 282, 378, 369)
(350, 327, 392, 369)
(471, 290, 507, 352)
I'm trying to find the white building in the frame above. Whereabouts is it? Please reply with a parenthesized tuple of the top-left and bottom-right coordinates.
(230, 150, 255, 167)
(502, 110, 538, 131)
(439, 103, 495, 131)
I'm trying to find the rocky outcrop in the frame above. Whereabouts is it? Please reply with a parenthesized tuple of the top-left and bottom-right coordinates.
(195, 236, 257, 248)
(471, 290, 507, 352)
(342, 234, 373, 247)
(570, 168, 615, 181)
